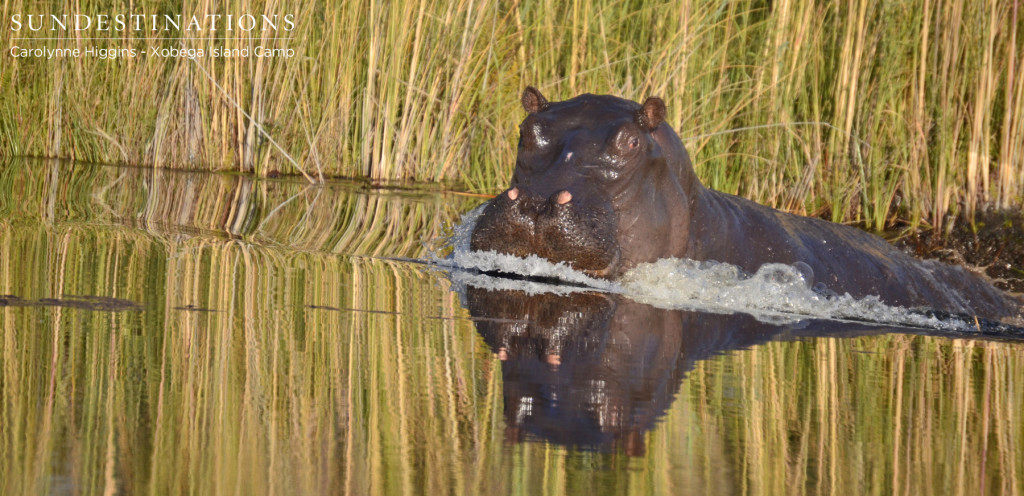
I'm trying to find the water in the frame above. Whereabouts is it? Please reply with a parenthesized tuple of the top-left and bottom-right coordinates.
(2, 158, 1023, 495)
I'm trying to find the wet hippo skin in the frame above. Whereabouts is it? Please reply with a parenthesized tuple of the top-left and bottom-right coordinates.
(470, 87, 1024, 321)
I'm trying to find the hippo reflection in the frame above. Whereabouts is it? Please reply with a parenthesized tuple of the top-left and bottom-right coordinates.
(463, 286, 830, 453)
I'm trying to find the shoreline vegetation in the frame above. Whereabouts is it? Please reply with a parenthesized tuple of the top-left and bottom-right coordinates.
(1, 1, 1023, 234)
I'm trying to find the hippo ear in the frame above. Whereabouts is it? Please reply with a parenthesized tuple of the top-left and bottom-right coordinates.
(521, 86, 549, 113)
(636, 97, 667, 131)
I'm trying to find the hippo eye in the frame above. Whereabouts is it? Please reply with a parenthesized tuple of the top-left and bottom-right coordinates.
(612, 126, 642, 156)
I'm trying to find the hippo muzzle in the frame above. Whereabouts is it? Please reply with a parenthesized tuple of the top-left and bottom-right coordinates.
(470, 185, 621, 277)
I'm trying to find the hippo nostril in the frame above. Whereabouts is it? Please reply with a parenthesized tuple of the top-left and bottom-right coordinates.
(507, 187, 519, 200)
(546, 353, 561, 368)
(555, 190, 572, 205)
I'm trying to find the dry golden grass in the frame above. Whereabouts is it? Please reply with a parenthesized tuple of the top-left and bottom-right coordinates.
(1, 2, 1022, 230)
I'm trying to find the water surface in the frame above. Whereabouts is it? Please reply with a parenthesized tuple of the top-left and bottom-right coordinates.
(1, 158, 1022, 495)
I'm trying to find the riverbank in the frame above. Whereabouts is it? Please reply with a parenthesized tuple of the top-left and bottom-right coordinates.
(896, 210, 1024, 295)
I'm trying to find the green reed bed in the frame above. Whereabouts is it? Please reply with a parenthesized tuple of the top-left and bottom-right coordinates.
(2, 0, 1023, 232)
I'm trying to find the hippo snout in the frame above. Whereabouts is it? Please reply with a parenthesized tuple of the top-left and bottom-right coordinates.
(470, 188, 620, 276)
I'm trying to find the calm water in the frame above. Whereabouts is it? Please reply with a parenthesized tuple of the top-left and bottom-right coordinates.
(1, 158, 1022, 495)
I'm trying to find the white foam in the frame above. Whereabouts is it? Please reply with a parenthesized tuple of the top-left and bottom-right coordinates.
(618, 258, 965, 330)
(427, 204, 614, 290)
(428, 208, 968, 331)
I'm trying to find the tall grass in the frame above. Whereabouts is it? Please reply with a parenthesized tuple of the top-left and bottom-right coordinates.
(1, 1, 1023, 231)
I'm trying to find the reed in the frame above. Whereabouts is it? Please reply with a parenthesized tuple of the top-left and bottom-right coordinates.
(2, 1, 1023, 231)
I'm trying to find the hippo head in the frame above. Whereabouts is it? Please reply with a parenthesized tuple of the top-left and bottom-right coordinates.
(470, 87, 698, 277)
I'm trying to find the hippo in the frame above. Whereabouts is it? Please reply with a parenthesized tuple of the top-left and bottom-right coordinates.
(470, 87, 1024, 321)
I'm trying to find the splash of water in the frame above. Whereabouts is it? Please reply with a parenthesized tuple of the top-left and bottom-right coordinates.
(428, 204, 614, 290)
(429, 208, 968, 331)
(617, 258, 968, 330)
